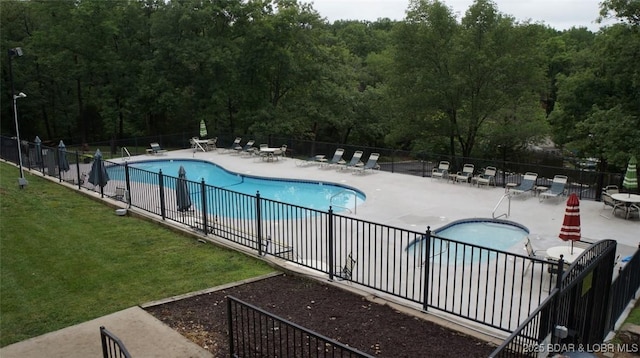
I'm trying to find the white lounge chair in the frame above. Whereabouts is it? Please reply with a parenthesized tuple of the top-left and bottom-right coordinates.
(509, 172, 538, 196)
(431, 161, 450, 180)
(224, 137, 242, 153)
(539, 175, 568, 202)
(453, 164, 474, 184)
(320, 148, 346, 168)
(356, 153, 380, 174)
(473, 166, 497, 187)
(147, 142, 167, 155)
(340, 150, 364, 170)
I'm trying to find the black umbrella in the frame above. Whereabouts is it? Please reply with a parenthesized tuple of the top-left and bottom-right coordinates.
(58, 140, 70, 172)
(176, 165, 192, 212)
(88, 149, 109, 188)
(35, 136, 42, 164)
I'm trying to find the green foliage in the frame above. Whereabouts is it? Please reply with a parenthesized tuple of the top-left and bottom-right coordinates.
(0, 0, 637, 166)
(0, 163, 273, 346)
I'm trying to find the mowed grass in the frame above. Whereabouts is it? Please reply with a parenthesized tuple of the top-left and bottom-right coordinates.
(0, 163, 274, 347)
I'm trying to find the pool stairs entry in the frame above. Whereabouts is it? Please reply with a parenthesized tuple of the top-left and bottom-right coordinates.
(492, 193, 511, 219)
(330, 189, 358, 215)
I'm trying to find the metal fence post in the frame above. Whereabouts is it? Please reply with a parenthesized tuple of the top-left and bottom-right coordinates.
(200, 179, 208, 233)
(124, 162, 131, 208)
(75, 152, 81, 189)
(158, 169, 166, 220)
(422, 226, 431, 311)
(256, 191, 263, 256)
(328, 207, 335, 280)
(227, 299, 235, 357)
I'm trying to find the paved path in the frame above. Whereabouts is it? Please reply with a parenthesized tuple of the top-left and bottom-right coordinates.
(0, 307, 212, 358)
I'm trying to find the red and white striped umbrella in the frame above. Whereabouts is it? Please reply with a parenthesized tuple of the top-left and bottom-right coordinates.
(559, 193, 581, 254)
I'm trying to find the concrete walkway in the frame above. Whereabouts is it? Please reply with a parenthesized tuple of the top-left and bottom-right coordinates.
(0, 307, 212, 358)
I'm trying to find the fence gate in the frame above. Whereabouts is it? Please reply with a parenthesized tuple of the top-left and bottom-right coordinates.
(554, 240, 617, 346)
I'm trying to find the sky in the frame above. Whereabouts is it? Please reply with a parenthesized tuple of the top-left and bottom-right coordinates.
(306, 0, 611, 31)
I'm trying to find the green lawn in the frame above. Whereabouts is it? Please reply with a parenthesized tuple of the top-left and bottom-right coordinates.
(0, 163, 274, 347)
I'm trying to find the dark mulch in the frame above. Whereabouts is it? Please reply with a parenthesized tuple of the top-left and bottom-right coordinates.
(145, 273, 496, 357)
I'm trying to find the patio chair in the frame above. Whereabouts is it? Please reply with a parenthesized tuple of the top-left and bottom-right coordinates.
(355, 153, 381, 174)
(147, 142, 167, 155)
(453, 164, 474, 184)
(523, 237, 549, 276)
(320, 148, 345, 168)
(335, 252, 357, 281)
(509, 172, 538, 196)
(206, 137, 217, 151)
(296, 154, 326, 167)
(340, 150, 364, 170)
(431, 161, 450, 180)
(473, 166, 497, 187)
(274, 144, 287, 159)
(539, 175, 568, 202)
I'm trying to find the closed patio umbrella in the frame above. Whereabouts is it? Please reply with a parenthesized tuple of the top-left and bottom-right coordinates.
(199, 119, 208, 138)
(58, 140, 70, 172)
(623, 155, 637, 196)
(176, 165, 192, 212)
(34, 136, 42, 164)
(559, 193, 581, 254)
(88, 149, 110, 188)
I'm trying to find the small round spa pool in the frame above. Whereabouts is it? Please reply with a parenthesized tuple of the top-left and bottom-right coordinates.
(406, 218, 530, 263)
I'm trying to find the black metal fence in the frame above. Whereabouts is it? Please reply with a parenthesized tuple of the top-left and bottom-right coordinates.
(100, 326, 131, 358)
(227, 296, 374, 358)
(489, 239, 619, 357)
(608, 245, 640, 332)
(3, 135, 639, 352)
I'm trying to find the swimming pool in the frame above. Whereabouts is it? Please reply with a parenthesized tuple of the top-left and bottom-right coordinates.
(107, 159, 366, 216)
(405, 219, 530, 263)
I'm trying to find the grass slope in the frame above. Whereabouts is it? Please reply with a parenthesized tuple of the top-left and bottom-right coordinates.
(0, 163, 273, 346)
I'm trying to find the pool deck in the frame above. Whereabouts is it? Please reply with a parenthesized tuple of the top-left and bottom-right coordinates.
(159, 148, 638, 260)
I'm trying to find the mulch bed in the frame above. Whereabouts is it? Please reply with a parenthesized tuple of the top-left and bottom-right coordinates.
(145, 273, 496, 357)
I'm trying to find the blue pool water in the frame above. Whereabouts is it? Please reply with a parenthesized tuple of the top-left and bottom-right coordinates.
(406, 219, 529, 263)
(107, 159, 365, 216)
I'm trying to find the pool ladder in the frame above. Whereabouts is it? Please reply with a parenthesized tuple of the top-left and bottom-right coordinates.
(121, 147, 131, 161)
(492, 193, 511, 219)
(330, 189, 358, 215)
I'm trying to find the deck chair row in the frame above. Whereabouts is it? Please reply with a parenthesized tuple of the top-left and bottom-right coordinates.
(297, 148, 380, 173)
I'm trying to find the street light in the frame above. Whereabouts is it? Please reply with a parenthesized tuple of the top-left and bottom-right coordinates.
(8, 47, 27, 188)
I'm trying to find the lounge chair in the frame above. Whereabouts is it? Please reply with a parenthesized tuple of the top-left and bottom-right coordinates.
(340, 150, 364, 170)
(509, 172, 538, 196)
(296, 154, 327, 167)
(355, 153, 380, 174)
(147, 142, 167, 155)
(224, 137, 242, 153)
(539, 175, 568, 202)
(320, 148, 345, 168)
(236, 140, 255, 155)
(473, 166, 497, 187)
(453, 164, 474, 184)
(431, 161, 450, 180)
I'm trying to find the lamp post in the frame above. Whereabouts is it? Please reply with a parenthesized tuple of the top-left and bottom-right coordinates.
(8, 47, 27, 188)
(13, 92, 27, 187)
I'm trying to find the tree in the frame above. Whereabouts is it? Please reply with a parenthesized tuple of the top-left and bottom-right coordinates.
(389, 0, 548, 157)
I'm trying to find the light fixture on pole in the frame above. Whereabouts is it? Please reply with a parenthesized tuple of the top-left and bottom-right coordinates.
(8, 47, 27, 188)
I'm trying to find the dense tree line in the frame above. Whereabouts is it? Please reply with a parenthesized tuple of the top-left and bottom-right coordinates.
(1, 0, 638, 168)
